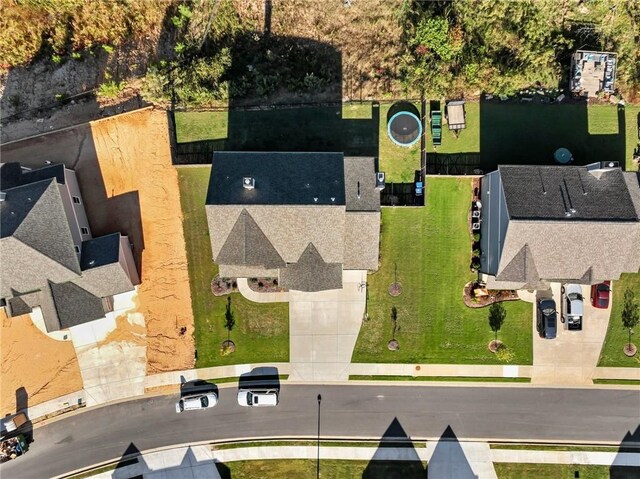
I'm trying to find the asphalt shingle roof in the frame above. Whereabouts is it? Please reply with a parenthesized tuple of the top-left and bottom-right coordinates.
(49, 281, 107, 330)
(81, 233, 121, 270)
(279, 243, 343, 292)
(207, 152, 346, 206)
(499, 165, 638, 221)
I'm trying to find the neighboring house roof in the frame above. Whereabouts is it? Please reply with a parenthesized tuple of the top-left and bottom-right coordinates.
(279, 243, 343, 292)
(206, 152, 346, 206)
(343, 211, 380, 270)
(1, 179, 81, 274)
(499, 165, 638, 221)
(1, 163, 136, 331)
(49, 281, 107, 329)
(1, 162, 65, 189)
(80, 233, 122, 270)
(481, 165, 640, 288)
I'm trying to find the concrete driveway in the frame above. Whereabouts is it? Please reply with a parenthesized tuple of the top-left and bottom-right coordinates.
(288, 270, 367, 381)
(532, 283, 611, 385)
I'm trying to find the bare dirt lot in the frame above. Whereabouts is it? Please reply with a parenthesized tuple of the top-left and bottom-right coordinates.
(2, 107, 195, 374)
(1, 310, 83, 415)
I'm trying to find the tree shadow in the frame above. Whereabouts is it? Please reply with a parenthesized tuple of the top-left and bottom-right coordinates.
(173, 30, 380, 163)
(427, 426, 478, 479)
(362, 417, 426, 479)
(479, 98, 626, 171)
(610, 424, 640, 479)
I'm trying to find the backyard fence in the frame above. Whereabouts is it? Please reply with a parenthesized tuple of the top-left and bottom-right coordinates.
(424, 153, 483, 175)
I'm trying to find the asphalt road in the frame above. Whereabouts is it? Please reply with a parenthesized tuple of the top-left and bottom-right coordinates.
(2, 384, 639, 478)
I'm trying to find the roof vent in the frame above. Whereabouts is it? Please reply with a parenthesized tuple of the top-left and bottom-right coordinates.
(313, 197, 318, 203)
(89, 260, 96, 266)
(243, 177, 255, 190)
(357, 181, 361, 199)
(0, 191, 5, 202)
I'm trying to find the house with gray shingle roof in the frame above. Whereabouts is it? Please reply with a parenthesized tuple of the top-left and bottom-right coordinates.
(479, 163, 640, 290)
(0, 162, 139, 332)
(205, 152, 381, 292)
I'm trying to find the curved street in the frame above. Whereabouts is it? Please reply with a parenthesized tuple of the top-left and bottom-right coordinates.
(2, 384, 639, 478)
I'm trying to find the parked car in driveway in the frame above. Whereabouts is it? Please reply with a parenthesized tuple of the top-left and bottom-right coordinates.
(175, 393, 218, 413)
(237, 389, 279, 407)
(537, 298, 557, 339)
(562, 284, 584, 330)
(591, 281, 611, 309)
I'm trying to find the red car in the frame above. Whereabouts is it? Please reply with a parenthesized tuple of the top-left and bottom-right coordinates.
(591, 281, 611, 309)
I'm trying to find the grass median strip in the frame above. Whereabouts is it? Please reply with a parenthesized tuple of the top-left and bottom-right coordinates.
(490, 443, 620, 452)
(349, 375, 531, 382)
(494, 463, 611, 479)
(592, 379, 640, 386)
(213, 440, 427, 450)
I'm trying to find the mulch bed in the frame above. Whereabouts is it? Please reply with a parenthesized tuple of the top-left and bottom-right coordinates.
(388, 282, 403, 296)
(488, 339, 503, 353)
(623, 344, 638, 357)
(388, 339, 399, 351)
(212, 275, 238, 296)
(463, 282, 520, 308)
(247, 278, 288, 293)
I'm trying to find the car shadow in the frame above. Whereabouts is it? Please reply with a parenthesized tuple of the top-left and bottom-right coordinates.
(238, 367, 281, 391)
(178, 376, 219, 399)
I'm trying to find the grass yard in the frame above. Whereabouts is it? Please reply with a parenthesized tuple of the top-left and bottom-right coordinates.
(223, 459, 427, 478)
(494, 463, 613, 479)
(353, 178, 533, 365)
(377, 102, 422, 182)
(479, 102, 628, 171)
(177, 166, 289, 368)
(433, 101, 480, 154)
(174, 111, 228, 143)
(598, 272, 640, 367)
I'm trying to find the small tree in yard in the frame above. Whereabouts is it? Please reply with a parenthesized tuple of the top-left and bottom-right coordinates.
(388, 306, 400, 351)
(488, 302, 506, 352)
(221, 296, 236, 355)
(224, 296, 235, 342)
(621, 288, 639, 356)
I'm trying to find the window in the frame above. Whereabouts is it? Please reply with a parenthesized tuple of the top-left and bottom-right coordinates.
(74, 245, 80, 254)
(72, 196, 81, 204)
(81, 227, 89, 235)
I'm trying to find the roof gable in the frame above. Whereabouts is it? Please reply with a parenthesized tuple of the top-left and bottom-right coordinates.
(50, 281, 106, 329)
(216, 209, 286, 269)
(10, 179, 81, 274)
(496, 244, 539, 284)
(279, 243, 343, 292)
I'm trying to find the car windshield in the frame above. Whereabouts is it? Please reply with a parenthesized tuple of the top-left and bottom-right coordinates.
(543, 308, 555, 316)
(568, 292, 582, 301)
(200, 396, 209, 407)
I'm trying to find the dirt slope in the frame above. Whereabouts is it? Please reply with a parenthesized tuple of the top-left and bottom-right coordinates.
(80, 109, 195, 373)
(1, 310, 83, 415)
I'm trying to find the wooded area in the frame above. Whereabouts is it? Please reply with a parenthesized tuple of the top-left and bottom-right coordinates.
(1, 0, 639, 111)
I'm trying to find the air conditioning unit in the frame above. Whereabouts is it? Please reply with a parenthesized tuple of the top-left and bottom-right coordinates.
(375, 172, 385, 191)
(600, 161, 619, 169)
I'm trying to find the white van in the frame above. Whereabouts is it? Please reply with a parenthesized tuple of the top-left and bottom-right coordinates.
(237, 389, 279, 407)
(175, 393, 218, 413)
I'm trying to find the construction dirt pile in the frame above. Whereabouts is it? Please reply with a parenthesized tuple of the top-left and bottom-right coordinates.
(79, 108, 195, 373)
(1, 310, 83, 414)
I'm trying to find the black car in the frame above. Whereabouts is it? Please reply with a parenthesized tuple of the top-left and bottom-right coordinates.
(537, 298, 557, 339)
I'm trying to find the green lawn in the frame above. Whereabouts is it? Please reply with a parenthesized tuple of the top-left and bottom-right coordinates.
(479, 102, 630, 171)
(174, 111, 228, 143)
(624, 105, 640, 171)
(348, 375, 530, 382)
(224, 459, 427, 478)
(177, 166, 289, 368)
(598, 272, 640, 367)
(494, 463, 613, 479)
(353, 178, 533, 365)
(433, 101, 480, 154)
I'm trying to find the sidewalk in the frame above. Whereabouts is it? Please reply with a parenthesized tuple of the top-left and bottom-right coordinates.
(349, 363, 531, 379)
(80, 443, 640, 479)
(236, 278, 290, 303)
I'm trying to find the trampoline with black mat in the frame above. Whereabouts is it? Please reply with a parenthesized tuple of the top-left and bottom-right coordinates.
(387, 102, 422, 147)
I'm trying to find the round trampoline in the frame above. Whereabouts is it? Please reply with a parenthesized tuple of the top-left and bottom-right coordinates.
(387, 110, 422, 147)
